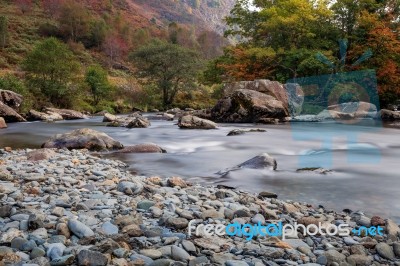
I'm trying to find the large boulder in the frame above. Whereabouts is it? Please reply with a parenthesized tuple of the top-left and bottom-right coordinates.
(217, 153, 277, 175)
(316, 102, 378, 121)
(0, 117, 7, 129)
(211, 89, 288, 123)
(0, 102, 26, 122)
(44, 108, 87, 120)
(41, 128, 123, 151)
(178, 115, 217, 129)
(378, 109, 400, 121)
(222, 80, 304, 116)
(27, 109, 63, 122)
(0, 90, 23, 110)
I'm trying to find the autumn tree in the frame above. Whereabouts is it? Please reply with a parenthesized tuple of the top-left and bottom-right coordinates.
(58, 0, 90, 42)
(130, 39, 201, 107)
(103, 33, 129, 63)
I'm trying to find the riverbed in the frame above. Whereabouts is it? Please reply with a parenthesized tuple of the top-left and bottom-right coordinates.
(0, 115, 399, 221)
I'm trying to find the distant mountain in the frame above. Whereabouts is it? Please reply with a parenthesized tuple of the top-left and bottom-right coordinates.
(128, 0, 235, 34)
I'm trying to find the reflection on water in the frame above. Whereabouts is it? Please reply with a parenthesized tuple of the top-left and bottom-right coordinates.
(0, 116, 399, 222)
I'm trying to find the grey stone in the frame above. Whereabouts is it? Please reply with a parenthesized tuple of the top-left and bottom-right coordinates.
(67, 220, 94, 238)
(101, 221, 118, 235)
(117, 181, 143, 195)
(171, 245, 190, 262)
(30, 247, 46, 259)
(77, 250, 108, 266)
(47, 243, 66, 260)
(137, 200, 156, 210)
(182, 240, 196, 253)
(50, 254, 75, 266)
(376, 242, 395, 260)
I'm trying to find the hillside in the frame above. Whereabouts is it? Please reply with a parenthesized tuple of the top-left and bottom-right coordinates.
(0, 0, 234, 72)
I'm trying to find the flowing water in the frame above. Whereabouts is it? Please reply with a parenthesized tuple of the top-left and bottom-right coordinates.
(1, 116, 399, 221)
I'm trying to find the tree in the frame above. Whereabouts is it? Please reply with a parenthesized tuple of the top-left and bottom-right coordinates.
(103, 33, 129, 63)
(22, 37, 80, 107)
(0, 16, 7, 49)
(58, 0, 90, 42)
(130, 39, 201, 107)
(85, 65, 112, 105)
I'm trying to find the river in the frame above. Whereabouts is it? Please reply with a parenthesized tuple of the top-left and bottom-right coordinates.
(0, 116, 399, 222)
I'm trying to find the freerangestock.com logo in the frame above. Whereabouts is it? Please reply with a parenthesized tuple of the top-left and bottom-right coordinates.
(188, 220, 383, 241)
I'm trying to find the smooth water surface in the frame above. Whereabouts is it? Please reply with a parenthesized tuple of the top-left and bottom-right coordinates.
(1, 116, 399, 221)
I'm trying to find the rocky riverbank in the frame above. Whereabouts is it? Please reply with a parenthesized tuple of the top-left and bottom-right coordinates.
(0, 148, 400, 266)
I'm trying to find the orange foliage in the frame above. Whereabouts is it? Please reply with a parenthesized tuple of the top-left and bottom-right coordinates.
(218, 47, 275, 81)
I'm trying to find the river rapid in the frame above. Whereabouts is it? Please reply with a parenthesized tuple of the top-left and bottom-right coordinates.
(1, 115, 399, 221)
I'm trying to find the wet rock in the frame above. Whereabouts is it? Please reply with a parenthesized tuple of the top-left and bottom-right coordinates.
(296, 167, 332, 174)
(217, 153, 277, 175)
(77, 250, 108, 266)
(118, 143, 166, 153)
(42, 128, 123, 151)
(227, 128, 266, 136)
(178, 115, 217, 129)
(126, 116, 151, 128)
(44, 108, 87, 120)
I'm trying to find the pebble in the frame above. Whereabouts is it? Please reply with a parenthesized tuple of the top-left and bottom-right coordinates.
(0, 149, 398, 266)
(77, 250, 108, 266)
(171, 245, 190, 262)
(376, 242, 395, 260)
(100, 221, 118, 235)
(67, 220, 94, 238)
